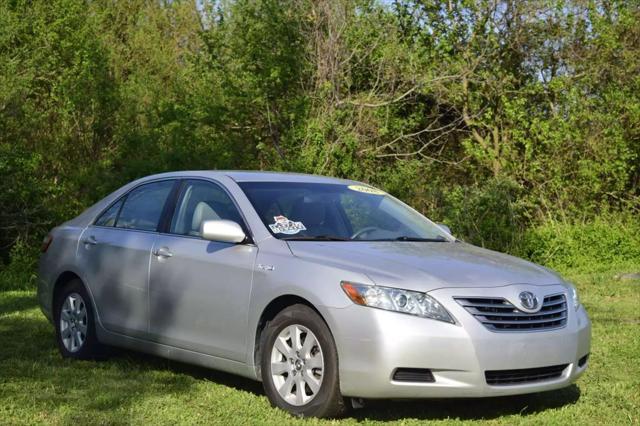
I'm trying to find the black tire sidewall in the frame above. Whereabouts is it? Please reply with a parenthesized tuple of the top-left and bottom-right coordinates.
(53, 279, 101, 359)
(260, 304, 345, 418)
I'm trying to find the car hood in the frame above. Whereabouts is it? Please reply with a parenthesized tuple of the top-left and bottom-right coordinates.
(286, 241, 562, 292)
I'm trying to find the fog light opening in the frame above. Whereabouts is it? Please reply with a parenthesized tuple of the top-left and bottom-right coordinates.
(392, 368, 435, 383)
(578, 354, 589, 368)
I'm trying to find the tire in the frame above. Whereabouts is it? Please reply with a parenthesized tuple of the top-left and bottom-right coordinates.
(260, 304, 348, 418)
(53, 279, 104, 360)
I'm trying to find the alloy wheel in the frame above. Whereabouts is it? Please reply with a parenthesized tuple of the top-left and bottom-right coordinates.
(59, 292, 88, 353)
(270, 324, 324, 406)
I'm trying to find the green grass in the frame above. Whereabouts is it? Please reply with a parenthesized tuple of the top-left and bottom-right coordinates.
(1, 266, 639, 425)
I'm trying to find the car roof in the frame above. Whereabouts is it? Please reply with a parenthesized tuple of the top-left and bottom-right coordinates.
(63, 170, 362, 229)
(138, 170, 358, 185)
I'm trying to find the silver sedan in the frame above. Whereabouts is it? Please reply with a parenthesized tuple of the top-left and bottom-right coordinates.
(38, 171, 591, 418)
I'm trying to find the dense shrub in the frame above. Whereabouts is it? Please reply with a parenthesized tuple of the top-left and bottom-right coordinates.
(1, 1, 639, 289)
(517, 214, 640, 274)
(438, 178, 530, 253)
(0, 239, 38, 292)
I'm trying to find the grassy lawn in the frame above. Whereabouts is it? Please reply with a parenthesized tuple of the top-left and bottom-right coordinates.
(1, 266, 638, 425)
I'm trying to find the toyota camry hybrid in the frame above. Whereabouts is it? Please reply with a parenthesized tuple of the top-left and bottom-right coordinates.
(38, 171, 591, 417)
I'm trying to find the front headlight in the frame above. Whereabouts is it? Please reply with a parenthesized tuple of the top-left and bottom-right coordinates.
(340, 281, 455, 323)
(567, 283, 580, 310)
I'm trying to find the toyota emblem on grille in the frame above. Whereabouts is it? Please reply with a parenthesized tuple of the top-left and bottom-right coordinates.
(519, 291, 539, 311)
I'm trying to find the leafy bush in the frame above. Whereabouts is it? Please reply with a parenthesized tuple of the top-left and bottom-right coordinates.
(1, 1, 639, 290)
(517, 214, 640, 274)
(439, 178, 530, 253)
(0, 238, 38, 292)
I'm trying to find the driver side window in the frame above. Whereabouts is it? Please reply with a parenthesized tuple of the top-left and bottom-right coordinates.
(170, 180, 243, 237)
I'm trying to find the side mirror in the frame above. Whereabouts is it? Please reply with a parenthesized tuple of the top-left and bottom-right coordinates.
(437, 223, 452, 235)
(201, 220, 246, 243)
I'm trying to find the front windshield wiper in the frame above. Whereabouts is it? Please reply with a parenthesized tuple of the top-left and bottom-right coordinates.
(390, 236, 448, 242)
(281, 235, 350, 241)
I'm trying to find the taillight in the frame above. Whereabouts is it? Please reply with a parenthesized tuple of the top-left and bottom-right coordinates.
(41, 234, 53, 253)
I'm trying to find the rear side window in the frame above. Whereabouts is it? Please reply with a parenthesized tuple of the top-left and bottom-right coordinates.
(95, 199, 124, 227)
(115, 180, 175, 231)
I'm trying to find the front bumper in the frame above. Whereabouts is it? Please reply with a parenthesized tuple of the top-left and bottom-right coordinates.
(325, 284, 591, 399)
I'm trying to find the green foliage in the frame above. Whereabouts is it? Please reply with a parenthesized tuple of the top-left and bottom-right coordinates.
(518, 214, 640, 275)
(1, 0, 639, 287)
(441, 178, 529, 252)
(0, 239, 38, 291)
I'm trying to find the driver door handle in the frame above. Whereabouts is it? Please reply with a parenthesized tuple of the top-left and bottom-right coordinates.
(153, 247, 173, 258)
(82, 236, 98, 246)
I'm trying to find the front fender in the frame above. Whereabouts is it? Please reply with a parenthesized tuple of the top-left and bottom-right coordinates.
(244, 245, 373, 372)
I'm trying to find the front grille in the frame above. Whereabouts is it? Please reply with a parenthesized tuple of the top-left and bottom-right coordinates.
(454, 293, 567, 332)
(392, 368, 435, 383)
(485, 364, 568, 386)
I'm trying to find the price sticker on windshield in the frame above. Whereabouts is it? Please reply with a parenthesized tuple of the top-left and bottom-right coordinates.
(348, 185, 386, 195)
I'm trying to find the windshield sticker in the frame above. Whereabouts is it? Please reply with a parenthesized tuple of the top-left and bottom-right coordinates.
(348, 185, 386, 195)
(269, 215, 307, 235)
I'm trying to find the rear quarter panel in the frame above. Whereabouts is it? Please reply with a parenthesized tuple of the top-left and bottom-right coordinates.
(37, 225, 86, 322)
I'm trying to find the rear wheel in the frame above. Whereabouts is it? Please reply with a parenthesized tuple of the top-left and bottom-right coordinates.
(54, 279, 104, 359)
(260, 304, 347, 418)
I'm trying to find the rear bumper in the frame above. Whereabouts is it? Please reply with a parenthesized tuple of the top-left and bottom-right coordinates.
(37, 263, 54, 323)
(325, 284, 591, 399)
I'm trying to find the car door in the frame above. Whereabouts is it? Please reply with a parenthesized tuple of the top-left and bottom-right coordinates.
(79, 179, 177, 338)
(148, 179, 257, 361)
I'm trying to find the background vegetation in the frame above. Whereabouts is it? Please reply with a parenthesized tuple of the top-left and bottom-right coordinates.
(1, 0, 639, 287)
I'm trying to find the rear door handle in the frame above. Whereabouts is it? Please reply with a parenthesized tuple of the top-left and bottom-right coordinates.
(153, 247, 173, 258)
(82, 236, 98, 246)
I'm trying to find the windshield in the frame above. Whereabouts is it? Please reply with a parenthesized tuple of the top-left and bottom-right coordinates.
(238, 182, 451, 242)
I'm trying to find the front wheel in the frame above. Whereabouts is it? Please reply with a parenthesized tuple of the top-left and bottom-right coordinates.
(260, 304, 347, 418)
